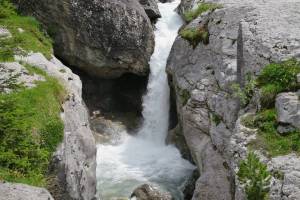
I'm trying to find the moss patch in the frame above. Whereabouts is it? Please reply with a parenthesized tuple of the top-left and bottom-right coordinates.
(0, 0, 53, 62)
(0, 65, 65, 186)
(183, 2, 222, 23)
(180, 26, 209, 47)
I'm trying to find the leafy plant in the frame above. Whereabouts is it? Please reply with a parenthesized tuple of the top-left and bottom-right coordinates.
(183, 2, 222, 22)
(180, 26, 209, 47)
(237, 152, 271, 200)
(257, 59, 300, 108)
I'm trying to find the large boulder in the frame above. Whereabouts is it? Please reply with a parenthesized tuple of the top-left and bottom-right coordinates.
(139, 0, 161, 20)
(14, 0, 154, 78)
(131, 184, 173, 200)
(0, 182, 54, 200)
(276, 92, 300, 129)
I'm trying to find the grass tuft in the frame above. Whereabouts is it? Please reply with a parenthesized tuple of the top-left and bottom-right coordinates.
(180, 26, 209, 47)
(0, 0, 53, 61)
(183, 3, 222, 22)
(242, 109, 300, 157)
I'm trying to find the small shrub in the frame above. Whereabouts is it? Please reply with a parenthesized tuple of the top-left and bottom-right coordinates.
(183, 3, 222, 22)
(237, 152, 271, 200)
(180, 26, 209, 47)
(257, 59, 300, 108)
(231, 75, 256, 107)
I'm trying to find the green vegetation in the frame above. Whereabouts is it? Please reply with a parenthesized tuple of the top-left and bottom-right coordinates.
(242, 109, 300, 157)
(237, 152, 271, 200)
(257, 59, 300, 108)
(180, 26, 209, 47)
(178, 88, 191, 106)
(0, 65, 65, 186)
(211, 113, 222, 125)
(183, 2, 222, 22)
(231, 74, 256, 107)
(0, 0, 53, 62)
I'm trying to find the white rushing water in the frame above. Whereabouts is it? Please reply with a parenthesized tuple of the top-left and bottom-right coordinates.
(97, 1, 195, 199)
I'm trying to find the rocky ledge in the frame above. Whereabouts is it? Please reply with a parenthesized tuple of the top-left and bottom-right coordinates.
(15, 53, 97, 200)
(0, 51, 96, 200)
(167, 0, 300, 199)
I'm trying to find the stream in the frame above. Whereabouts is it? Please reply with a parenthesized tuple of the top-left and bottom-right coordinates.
(96, 1, 196, 199)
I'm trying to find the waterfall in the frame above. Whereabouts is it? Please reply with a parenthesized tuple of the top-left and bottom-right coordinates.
(138, 0, 183, 145)
(97, 1, 195, 199)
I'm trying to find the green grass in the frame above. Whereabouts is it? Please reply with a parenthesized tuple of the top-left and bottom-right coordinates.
(0, 0, 53, 62)
(243, 109, 300, 157)
(180, 26, 209, 47)
(257, 59, 300, 108)
(0, 65, 65, 186)
(183, 2, 222, 22)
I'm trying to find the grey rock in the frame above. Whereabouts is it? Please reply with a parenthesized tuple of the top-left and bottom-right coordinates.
(0, 182, 54, 200)
(16, 53, 97, 200)
(0, 27, 11, 38)
(139, 0, 161, 20)
(297, 73, 300, 84)
(0, 62, 44, 93)
(276, 92, 300, 129)
(15, 0, 154, 78)
(131, 184, 173, 200)
(270, 154, 300, 199)
(168, 0, 300, 199)
(277, 125, 297, 135)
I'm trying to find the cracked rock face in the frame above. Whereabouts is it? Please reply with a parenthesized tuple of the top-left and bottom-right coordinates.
(167, 0, 300, 199)
(15, 0, 154, 78)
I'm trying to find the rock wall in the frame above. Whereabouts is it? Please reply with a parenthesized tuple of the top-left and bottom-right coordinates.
(16, 53, 97, 200)
(167, 0, 300, 199)
(14, 0, 155, 78)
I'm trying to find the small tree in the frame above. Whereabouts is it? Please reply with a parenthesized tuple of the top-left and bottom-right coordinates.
(237, 152, 271, 200)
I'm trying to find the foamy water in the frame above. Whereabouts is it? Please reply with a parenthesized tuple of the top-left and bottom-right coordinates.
(97, 1, 195, 199)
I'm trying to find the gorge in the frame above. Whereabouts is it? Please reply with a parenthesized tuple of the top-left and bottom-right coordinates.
(1, 0, 300, 200)
(97, 1, 195, 199)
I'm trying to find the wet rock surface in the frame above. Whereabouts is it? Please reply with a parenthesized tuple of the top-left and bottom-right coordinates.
(139, 0, 161, 20)
(131, 184, 173, 200)
(14, 0, 154, 78)
(167, 0, 300, 199)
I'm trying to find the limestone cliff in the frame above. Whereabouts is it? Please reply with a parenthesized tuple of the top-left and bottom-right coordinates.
(167, 0, 300, 199)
